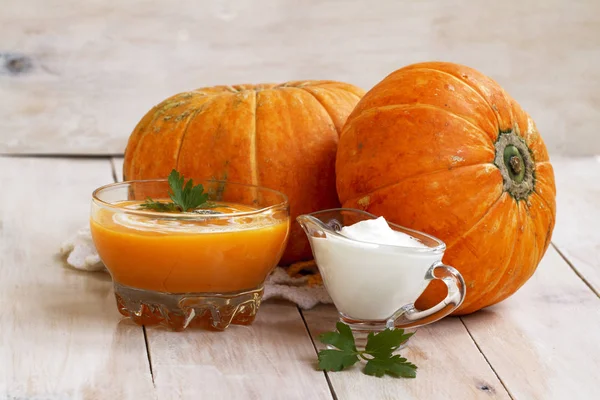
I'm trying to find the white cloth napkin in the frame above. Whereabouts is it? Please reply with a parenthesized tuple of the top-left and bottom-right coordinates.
(60, 227, 332, 310)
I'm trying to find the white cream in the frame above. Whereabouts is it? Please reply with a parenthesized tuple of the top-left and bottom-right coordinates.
(338, 217, 427, 248)
(311, 217, 441, 320)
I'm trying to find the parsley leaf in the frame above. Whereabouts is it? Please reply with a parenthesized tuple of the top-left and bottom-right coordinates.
(167, 170, 209, 212)
(316, 322, 418, 379)
(317, 322, 360, 372)
(364, 355, 417, 378)
(365, 328, 413, 359)
(139, 197, 180, 212)
(138, 169, 213, 212)
(318, 322, 357, 352)
(317, 349, 360, 372)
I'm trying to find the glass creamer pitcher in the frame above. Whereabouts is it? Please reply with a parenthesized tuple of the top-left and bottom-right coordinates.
(297, 208, 465, 347)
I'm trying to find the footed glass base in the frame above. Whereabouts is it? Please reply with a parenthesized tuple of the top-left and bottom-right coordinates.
(114, 282, 264, 331)
(338, 314, 417, 351)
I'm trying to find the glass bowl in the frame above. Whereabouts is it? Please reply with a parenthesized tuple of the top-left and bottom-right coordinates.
(90, 178, 290, 331)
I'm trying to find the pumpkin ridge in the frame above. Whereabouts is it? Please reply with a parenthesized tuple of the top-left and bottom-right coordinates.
(199, 90, 238, 98)
(409, 65, 513, 134)
(347, 103, 495, 145)
(533, 190, 554, 214)
(335, 89, 363, 103)
(274, 81, 315, 89)
(442, 65, 517, 132)
(173, 107, 205, 171)
(303, 82, 365, 102)
(444, 191, 507, 251)
(349, 92, 362, 103)
(481, 203, 527, 307)
(300, 87, 340, 134)
(494, 203, 522, 296)
(174, 96, 221, 171)
(405, 66, 498, 123)
(447, 197, 517, 313)
(459, 202, 522, 314)
(343, 162, 496, 206)
(126, 105, 175, 179)
(503, 93, 516, 132)
(186, 89, 212, 96)
(527, 207, 542, 277)
(291, 80, 333, 87)
(532, 190, 556, 229)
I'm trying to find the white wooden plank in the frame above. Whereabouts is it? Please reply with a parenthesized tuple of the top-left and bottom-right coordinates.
(146, 301, 333, 400)
(0, 157, 155, 399)
(550, 156, 600, 295)
(302, 306, 511, 399)
(2, 0, 600, 156)
(461, 246, 600, 399)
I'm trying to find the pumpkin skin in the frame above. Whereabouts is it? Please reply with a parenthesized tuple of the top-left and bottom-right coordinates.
(335, 62, 556, 315)
(123, 81, 364, 265)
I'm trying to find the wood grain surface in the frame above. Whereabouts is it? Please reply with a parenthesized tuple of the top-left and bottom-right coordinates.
(461, 246, 600, 400)
(551, 156, 600, 296)
(0, 157, 155, 399)
(2, 0, 600, 156)
(146, 302, 333, 400)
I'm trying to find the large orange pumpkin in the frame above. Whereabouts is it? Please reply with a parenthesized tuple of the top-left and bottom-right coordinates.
(123, 81, 364, 265)
(336, 62, 556, 315)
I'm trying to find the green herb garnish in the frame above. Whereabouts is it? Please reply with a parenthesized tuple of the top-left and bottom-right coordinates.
(139, 169, 214, 212)
(317, 322, 417, 378)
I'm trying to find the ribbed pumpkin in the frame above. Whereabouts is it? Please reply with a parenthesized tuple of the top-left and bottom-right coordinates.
(336, 62, 556, 315)
(123, 81, 364, 265)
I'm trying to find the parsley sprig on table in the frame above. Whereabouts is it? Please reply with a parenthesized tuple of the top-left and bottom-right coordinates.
(317, 322, 417, 378)
(139, 169, 215, 212)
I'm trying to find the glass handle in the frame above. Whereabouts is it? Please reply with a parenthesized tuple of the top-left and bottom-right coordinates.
(387, 262, 466, 330)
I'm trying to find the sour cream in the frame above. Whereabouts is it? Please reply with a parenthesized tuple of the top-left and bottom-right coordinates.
(310, 217, 441, 320)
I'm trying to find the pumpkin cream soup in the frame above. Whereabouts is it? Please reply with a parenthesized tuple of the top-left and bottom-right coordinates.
(91, 200, 289, 293)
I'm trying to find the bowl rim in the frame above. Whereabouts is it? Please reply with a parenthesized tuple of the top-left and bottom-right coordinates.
(298, 208, 447, 254)
(92, 178, 289, 219)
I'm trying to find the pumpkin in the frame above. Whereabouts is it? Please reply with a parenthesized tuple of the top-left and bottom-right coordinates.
(335, 62, 556, 315)
(123, 81, 365, 265)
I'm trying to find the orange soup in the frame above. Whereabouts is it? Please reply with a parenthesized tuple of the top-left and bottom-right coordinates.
(90, 201, 289, 293)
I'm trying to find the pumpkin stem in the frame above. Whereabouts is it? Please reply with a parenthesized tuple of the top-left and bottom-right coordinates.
(494, 132, 534, 200)
(509, 155, 522, 175)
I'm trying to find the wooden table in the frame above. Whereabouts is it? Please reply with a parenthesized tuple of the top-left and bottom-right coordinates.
(2, 1, 600, 397)
(1, 155, 598, 399)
